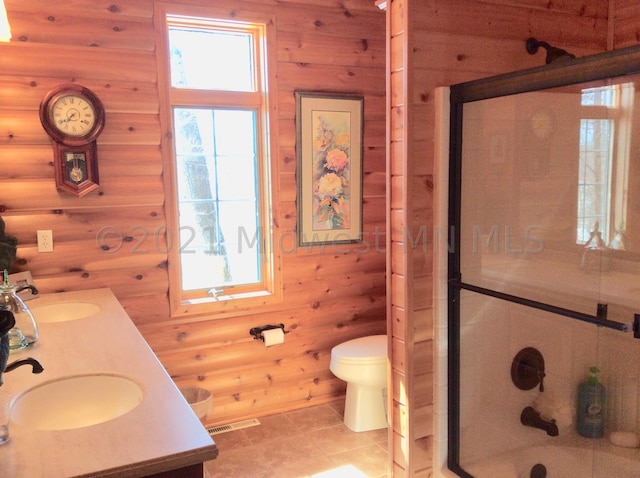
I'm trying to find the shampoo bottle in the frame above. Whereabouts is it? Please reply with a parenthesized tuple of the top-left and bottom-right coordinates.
(577, 366, 605, 438)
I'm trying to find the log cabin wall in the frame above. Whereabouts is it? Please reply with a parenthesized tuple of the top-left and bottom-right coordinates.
(0, 0, 386, 426)
(387, 0, 639, 476)
(613, 0, 640, 49)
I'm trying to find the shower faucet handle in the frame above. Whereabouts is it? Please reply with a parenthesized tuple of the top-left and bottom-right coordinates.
(511, 347, 546, 393)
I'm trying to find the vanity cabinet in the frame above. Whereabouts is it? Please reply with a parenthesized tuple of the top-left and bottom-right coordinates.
(2, 288, 217, 477)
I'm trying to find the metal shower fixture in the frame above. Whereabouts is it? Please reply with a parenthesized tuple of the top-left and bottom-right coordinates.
(526, 37, 576, 64)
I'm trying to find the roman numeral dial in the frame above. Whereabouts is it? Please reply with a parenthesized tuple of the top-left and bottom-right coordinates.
(51, 94, 97, 137)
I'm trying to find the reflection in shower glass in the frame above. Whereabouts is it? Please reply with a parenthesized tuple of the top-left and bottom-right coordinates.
(577, 87, 615, 244)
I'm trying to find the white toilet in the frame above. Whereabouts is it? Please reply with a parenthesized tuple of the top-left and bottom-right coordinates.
(329, 334, 388, 432)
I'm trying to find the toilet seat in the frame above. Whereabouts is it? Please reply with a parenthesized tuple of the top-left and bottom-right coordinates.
(331, 335, 387, 365)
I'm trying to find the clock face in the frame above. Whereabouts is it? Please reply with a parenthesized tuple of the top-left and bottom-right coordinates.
(40, 84, 105, 145)
(530, 110, 555, 139)
(49, 93, 97, 138)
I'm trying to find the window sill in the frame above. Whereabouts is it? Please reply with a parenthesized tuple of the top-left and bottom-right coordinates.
(170, 288, 282, 319)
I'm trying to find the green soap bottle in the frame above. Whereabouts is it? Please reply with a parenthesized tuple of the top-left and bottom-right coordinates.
(577, 366, 605, 438)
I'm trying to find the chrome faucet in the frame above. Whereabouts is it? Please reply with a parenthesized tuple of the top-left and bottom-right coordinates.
(521, 406, 558, 436)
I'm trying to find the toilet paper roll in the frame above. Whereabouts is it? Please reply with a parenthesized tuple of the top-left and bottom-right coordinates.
(262, 328, 285, 347)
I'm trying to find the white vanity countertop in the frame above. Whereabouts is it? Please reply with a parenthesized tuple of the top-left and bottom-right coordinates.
(1, 288, 217, 477)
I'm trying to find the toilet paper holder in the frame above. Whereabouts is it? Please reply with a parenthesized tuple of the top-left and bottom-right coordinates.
(249, 323, 289, 342)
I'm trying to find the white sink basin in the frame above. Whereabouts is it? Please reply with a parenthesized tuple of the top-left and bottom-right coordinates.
(31, 302, 101, 323)
(11, 374, 144, 430)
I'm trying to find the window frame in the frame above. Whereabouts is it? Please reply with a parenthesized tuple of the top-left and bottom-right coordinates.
(576, 83, 634, 246)
(155, 2, 282, 317)
(576, 98, 615, 245)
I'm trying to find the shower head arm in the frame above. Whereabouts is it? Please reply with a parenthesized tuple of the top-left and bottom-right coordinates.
(526, 37, 576, 64)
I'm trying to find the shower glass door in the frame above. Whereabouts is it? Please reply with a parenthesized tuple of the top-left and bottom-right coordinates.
(447, 45, 640, 477)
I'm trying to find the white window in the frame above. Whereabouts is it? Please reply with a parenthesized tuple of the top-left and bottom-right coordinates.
(577, 84, 633, 245)
(156, 4, 281, 315)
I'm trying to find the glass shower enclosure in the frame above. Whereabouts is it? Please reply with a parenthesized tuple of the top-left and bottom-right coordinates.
(447, 44, 640, 477)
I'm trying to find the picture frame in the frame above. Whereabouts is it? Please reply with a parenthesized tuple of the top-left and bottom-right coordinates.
(295, 91, 364, 246)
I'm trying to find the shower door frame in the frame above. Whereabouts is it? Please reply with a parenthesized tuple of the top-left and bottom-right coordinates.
(447, 44, 640, 477)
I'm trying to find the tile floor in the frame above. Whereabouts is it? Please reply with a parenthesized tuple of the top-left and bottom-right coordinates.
(204, 399, 389, 478)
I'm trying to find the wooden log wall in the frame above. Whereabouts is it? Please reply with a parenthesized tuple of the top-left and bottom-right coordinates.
(613, 0, 640, 48)
(387, 0, 639, 476)
(0, 0, 386, 427)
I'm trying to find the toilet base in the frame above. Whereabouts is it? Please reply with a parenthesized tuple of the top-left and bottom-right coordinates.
(343, 383, 388, 432)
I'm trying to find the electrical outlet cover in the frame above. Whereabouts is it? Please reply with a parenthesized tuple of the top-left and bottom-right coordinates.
(37, 230, 53, 253)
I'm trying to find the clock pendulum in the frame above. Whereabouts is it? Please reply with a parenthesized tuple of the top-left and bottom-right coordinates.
(39, 84, 105, 197)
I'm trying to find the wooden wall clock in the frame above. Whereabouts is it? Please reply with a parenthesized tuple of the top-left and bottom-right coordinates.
(39, 84, 105, 197)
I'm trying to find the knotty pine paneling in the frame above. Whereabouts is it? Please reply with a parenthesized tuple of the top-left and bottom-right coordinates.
(411, 31, 598, 79)
(277, 31, 385, 68)
(0, 0, 386, 429)
(0, 43, 157, 82)
(411, 0, 608, 51)
(0, 76, 159, 115)
(0, 144, 161, 179)
(30, 267, 169, 297)
(5, 0, 154, 20)
(19, 242, 167, 277)
(277, 63, 385, 93)
(0, 177, 164, 212)
(7, 207, 165, 245)
(613, 0, 640, 48)
(7, 12, 156, 50)
(275, 3, 384, 39)
(140, 295, 385, 354)
(277, 0, 381, 8)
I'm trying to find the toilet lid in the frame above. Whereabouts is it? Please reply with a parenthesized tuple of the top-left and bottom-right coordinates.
(331, 335, 387, 364)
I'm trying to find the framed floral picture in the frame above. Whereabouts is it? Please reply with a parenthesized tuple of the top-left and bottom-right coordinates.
(295, 91, 364, 246)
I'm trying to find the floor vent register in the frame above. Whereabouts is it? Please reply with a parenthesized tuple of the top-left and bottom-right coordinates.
(207, 418, 261, 436)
